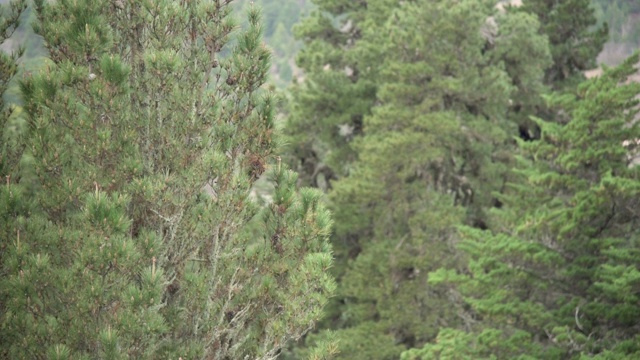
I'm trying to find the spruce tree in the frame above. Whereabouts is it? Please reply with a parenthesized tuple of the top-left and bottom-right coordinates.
(516, 0, 608, 89)
(425, 54, 640, 359)
(0, 0, 334, 358)
(285, 0, 551, 358)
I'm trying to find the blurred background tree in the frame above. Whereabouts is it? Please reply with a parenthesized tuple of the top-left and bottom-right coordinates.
(234, 0, 314, 88)
(593, 0, 640, 65)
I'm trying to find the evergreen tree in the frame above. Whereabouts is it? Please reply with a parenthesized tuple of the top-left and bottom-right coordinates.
(516, 0, 608, 89)
(0, 0, 28, 242)
(0, 0, 25, 90)
(0, 1, 334, 358)
(425, 53, 640, 359)
(285, 0, 551, 358)
(0, 0, 28, 309)
(283, 0, 383, 189)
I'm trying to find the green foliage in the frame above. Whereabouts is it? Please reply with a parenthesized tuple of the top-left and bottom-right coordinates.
(515, 0, 608, 89)
(0, 0, 27, 179)
(401, 328, 542, 360)
(428, 53, 640, 358)
(0, 0, 334, 358)
(234, 0, 314, 87)
(0, 0, 26, 99)
(283, 0, 381, 189)
(285, 0, 554, 358)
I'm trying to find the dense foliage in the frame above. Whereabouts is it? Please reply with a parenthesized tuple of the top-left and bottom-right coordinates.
(284, 0, 638, 359)
(2, 0, 639, 358)
(517, 0, 608, 89)
(424, 54, 640, 359)
(0, 0, 334, 358)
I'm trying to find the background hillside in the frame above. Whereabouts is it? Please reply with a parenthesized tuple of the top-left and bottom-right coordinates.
(593, 0, 640, 65)
(234, 0, 314, 87)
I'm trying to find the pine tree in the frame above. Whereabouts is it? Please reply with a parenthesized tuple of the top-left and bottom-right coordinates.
(0, 0, 26, 95)
(0, 0, 28, 263)
(0, 0, 334, 358)
(283, 0, 383, 190)
(0, 0, 27, 167)
(285, 0, 552, 358)
(0, 2, 37, 358)
(516, 0, 608, 89)
(426, 53, 640, 359)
